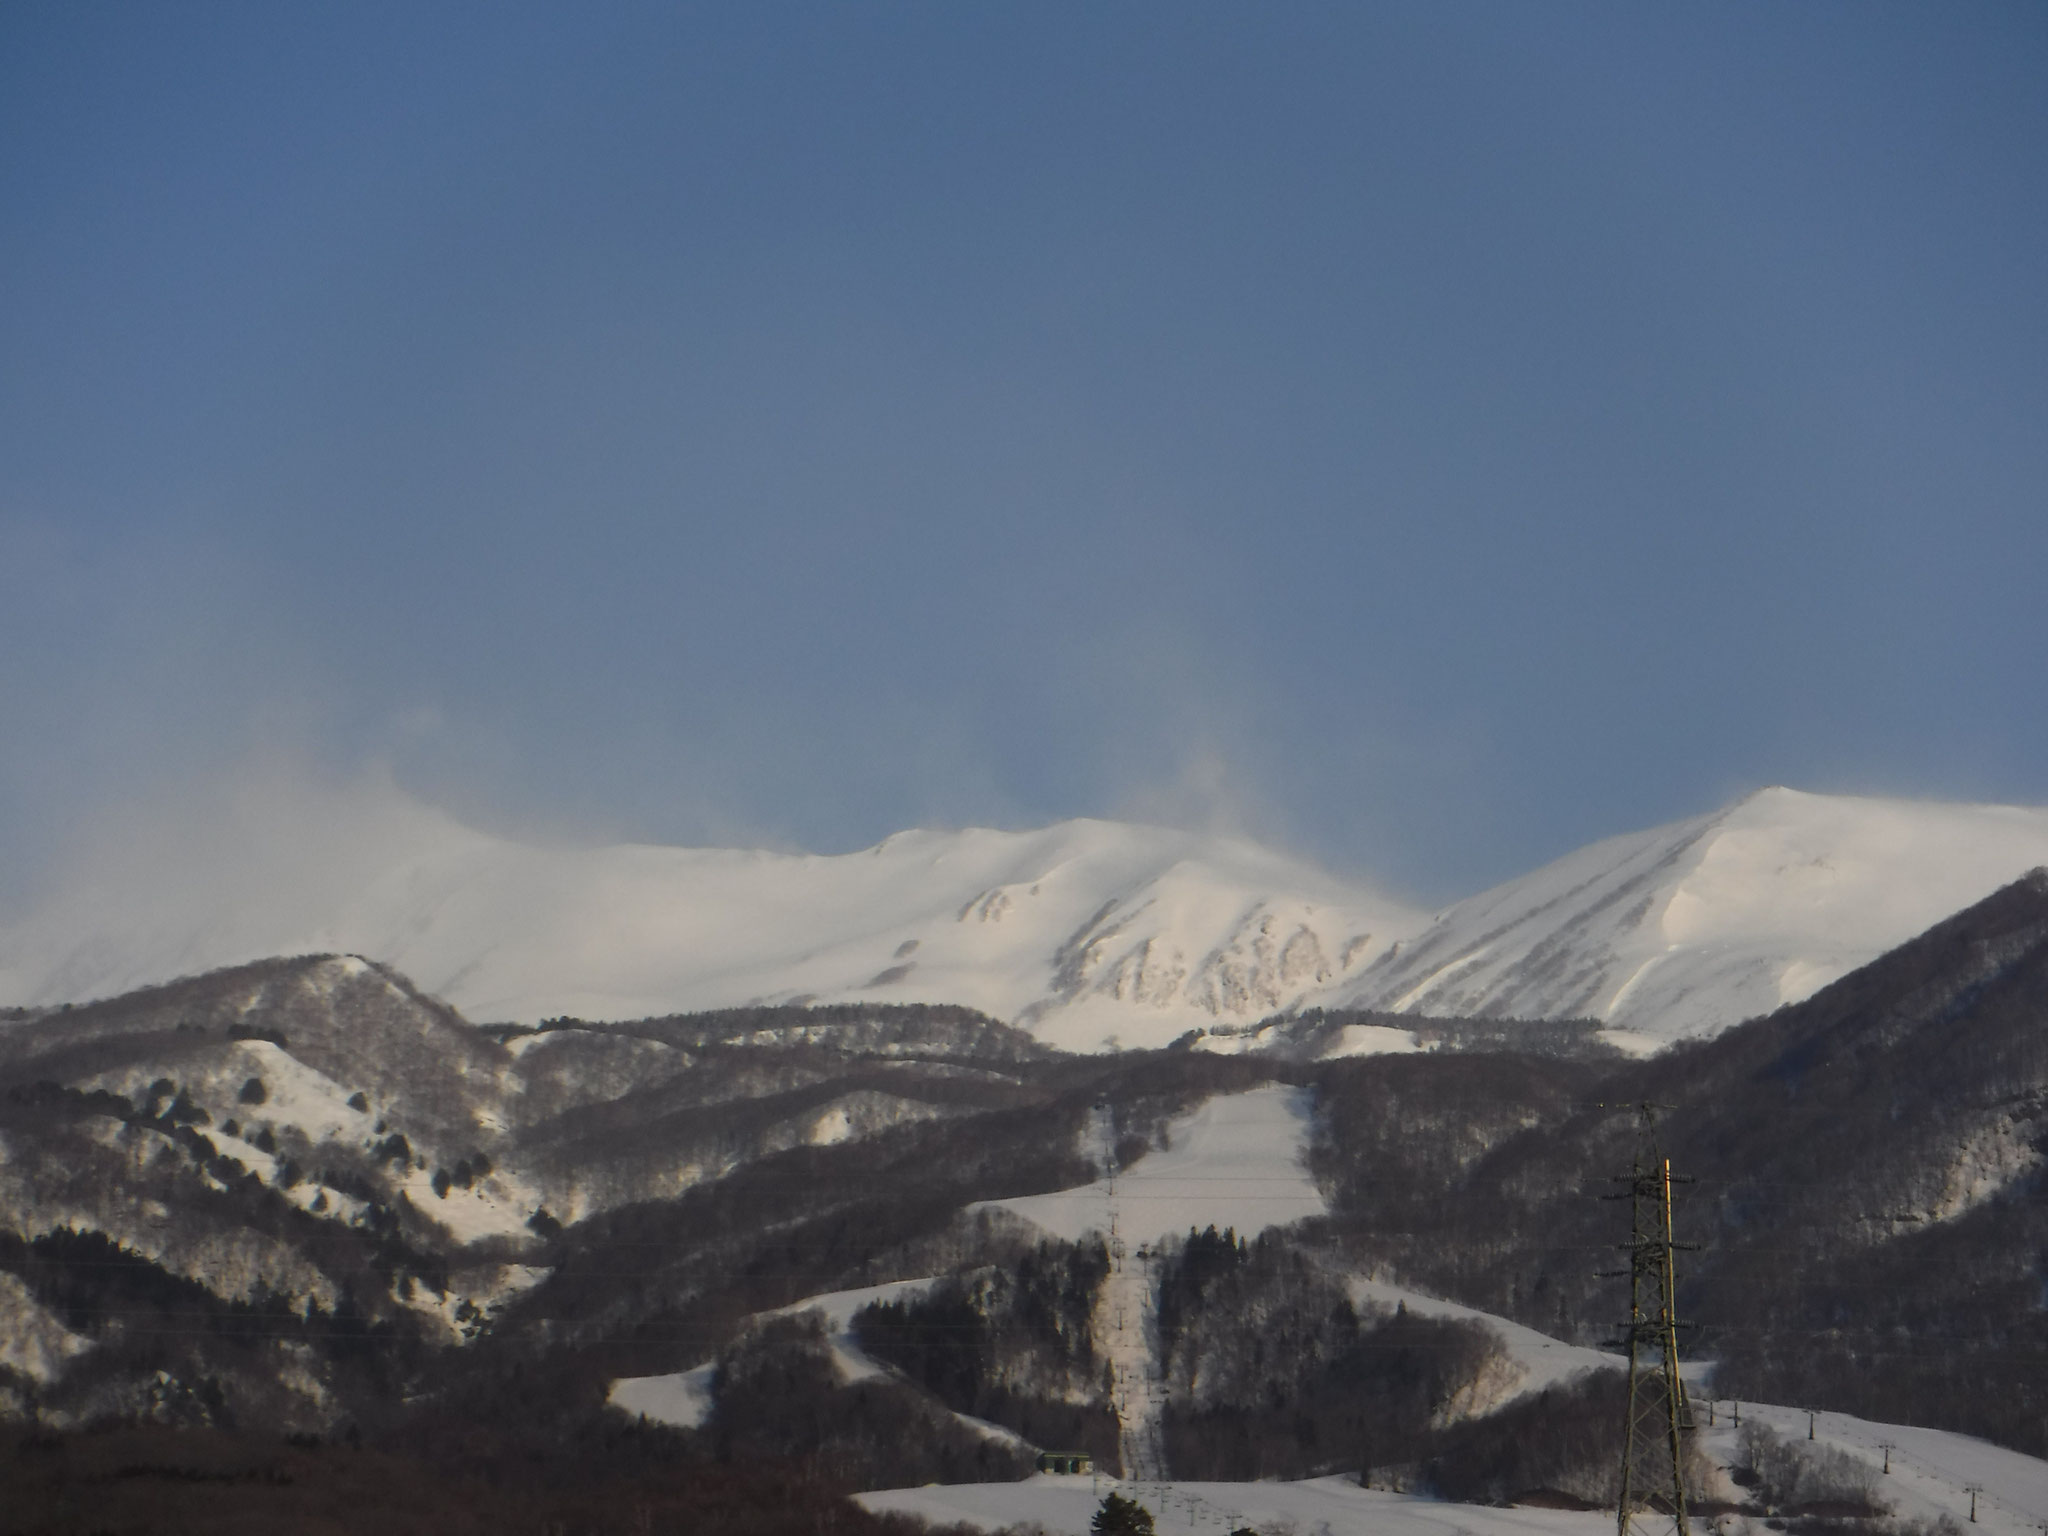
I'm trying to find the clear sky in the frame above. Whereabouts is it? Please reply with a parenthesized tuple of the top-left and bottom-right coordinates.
(3, 2, 2045, 905)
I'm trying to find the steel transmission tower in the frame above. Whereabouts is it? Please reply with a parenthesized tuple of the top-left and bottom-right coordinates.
(1605, 1105, 1695, 1536)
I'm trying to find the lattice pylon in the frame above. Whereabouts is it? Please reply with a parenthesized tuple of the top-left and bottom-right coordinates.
(1608, 1108, 1694, 1536)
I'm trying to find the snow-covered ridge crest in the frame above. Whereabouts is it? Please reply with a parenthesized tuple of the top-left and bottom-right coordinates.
(0, 780, 1422, 1053)
(9, 779, 2048, 1051)
(1342, 786, 2048, 1042)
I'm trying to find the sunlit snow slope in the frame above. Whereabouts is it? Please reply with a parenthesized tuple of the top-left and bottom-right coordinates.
(0, 780, 1420, 1052)
(982, 1085, 1326, 1245)
(1342, 787, 2048, 1042)
(8, 781, 2048, 1050)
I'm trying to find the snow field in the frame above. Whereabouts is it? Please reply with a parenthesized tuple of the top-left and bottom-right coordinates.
(858, 1473, 1620, 1536)
(609, 1365, 716, 1429)
(1189, 1021, 1426, 1057)
(394, 1158, 543, 1246)
(980, 1085, 1327, 1246)
(1348, 1277, 1631, 1406)
(1325, 1023, 1428, 1057)
(607, 1272, 1034, 1452)
(224, 1040, 369, 1141)
(762, 1275, 943, 1384)
(607, 1276, 942, 1429)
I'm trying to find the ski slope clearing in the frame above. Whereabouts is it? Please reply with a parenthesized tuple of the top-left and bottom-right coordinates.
(607, 1277, 941, 1429)
(1713, 1403, 2048, 1536)
(0, 778, 1419, 1052)
(860, 1472, 1615, 1536)
(608, 1274, 1032, 1451)
(858, 1403, 2048, 1536)
(861, 1421, 2048, 1536)
(608, 1365, 715, 1430)
(1349, 1276, 1630, 1402)
(606, 1089, 1326, 1455)
(980, 1085, 1326, 1245)
(1341, 1286, 2048, 1535)
(1342, 787, 2048, 1041)
(603, 1208, 2048, 1525)
(762, 1276, 942, 1384)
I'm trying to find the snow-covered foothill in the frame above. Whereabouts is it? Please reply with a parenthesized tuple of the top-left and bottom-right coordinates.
(222, 1039, 372, 1142)
(980, 1085, 1326, 1246)
(1339, 1283, 2048, 1535)
(1708, 1402, 2048, 1536)
(597, 1189, 2048, 1529)
(397, 1159, 544, 1246)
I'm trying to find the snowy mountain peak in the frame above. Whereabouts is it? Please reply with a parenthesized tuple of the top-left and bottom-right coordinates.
(1345, 788, 2048, 1041)
(7, 780, 2048, 1051)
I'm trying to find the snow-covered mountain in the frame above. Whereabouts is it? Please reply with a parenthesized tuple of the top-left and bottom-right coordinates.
(1340, 786, 2048, 1043)
(6, 781, 2048, 1049)
(11, 844, 2048, 1506)
(0, 781, 1422, 1053)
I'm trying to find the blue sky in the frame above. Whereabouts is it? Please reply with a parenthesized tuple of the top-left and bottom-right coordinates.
(3, 2, 2045, 904)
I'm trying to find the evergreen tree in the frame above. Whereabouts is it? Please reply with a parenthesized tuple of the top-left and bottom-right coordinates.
(1092, 1492, 1155, 1536)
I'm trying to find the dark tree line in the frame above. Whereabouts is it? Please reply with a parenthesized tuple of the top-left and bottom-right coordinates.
(855, 1237, 1119, 1470)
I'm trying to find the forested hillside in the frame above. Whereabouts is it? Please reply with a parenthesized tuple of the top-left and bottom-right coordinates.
(1312, 869, 2048, 1455)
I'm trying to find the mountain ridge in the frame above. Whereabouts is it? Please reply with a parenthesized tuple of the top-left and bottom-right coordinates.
(0, 788, 1425, 1051)
(9, 781, 2048, 1049)
(1339, 785, 2048, 1040)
